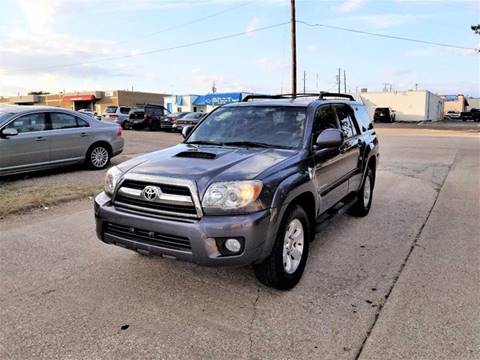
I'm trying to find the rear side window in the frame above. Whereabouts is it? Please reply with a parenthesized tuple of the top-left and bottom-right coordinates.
(6, 113, 48, 133)
(354, 105, 373, 132)
(51, 113, 77, 129)
(76, 117, 90, 127)
(146, 107, 164, 116)
(119, 107, 131, 114)
(51, 113, 90, 129)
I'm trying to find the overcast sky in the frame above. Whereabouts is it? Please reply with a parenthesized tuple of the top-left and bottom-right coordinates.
(0, 0, 478, 97)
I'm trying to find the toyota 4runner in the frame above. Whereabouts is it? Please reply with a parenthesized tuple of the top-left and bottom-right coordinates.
(94, 92, 379, 290)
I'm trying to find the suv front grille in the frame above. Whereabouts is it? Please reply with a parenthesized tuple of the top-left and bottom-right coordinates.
(113, 179, 200, 219)
(104, 222, 191, 251)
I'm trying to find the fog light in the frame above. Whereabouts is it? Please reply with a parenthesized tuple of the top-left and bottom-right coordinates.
(225, 238, 241, 253)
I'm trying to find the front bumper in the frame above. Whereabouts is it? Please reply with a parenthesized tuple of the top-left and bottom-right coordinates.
(159, 121, 174, 129)
(94, 192, 276, 266)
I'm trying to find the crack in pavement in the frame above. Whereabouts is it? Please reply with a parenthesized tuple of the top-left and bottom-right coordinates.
(352, 153, 456, 360)
(248, 288, 261, 359)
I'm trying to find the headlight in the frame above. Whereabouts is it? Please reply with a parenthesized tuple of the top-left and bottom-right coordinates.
(104, 166, 122, 196)
(202, 180, 263, 209)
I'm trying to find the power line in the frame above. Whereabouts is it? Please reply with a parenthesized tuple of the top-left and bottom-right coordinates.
(9, 21, 290, 73)
(298, 20, 479, 52)
(113, 1, 255, 46)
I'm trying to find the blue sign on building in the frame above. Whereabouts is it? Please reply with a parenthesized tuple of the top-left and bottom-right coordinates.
(192, 92, 244, 106)
(441, 95, 459, 102)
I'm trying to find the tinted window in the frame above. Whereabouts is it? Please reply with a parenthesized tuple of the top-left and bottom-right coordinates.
(0, 112, 14, 123)
(313, 105, 339, 138)
(188, 106, 306, 149)
(335, 105, 357, 138)
(119, 107, 131, 114)
(353, 105, 373, 132)
(6, 113, 48, 133)
(51, 113, 77, 129)
(77, 117, 89, 127)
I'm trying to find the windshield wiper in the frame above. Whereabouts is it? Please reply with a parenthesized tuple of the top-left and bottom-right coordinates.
(186, 140, 224, 146)
(223, 141, 292, 149)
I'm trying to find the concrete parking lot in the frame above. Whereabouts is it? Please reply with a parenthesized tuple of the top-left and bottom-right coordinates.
(1, 126, 479, 359)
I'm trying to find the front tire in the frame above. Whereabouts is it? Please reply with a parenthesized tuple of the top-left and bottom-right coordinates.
(348, 167, 374, 217)
(254, 205, 310, 290)
(86, 144, 111, 170)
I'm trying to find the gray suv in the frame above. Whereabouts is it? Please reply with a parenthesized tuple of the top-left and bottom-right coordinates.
(0, 105, 124, 176)
(94, 93, 379, 290)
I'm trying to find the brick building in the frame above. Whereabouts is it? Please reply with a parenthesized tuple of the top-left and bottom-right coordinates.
(0, 90, 169, 114)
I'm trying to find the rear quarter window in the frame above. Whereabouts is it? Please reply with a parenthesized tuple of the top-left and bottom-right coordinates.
(353, 105, 373, 132)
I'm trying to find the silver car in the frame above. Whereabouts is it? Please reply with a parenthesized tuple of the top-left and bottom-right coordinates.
(0, 105, 124, 176)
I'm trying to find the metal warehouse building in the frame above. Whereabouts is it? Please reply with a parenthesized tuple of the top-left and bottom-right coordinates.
(360, 90, 444, 122)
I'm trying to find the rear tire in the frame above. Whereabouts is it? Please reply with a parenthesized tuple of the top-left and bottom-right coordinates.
(254, 205, 310, 290)
(348, 167, 374, 217)
(86, 144, 111, 170)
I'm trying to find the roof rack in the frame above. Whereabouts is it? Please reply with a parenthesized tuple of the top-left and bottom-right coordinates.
(318, 92, 355, 101)
(242, 92, 355, 102)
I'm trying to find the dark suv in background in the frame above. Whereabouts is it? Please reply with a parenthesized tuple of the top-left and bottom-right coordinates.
(95, 92, 379, 290)
(131, 104, 170, 130)
(374, 107, 395, 123)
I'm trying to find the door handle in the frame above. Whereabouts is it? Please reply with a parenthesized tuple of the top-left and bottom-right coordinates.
(35, 137, 46, 142)
(80, 132, 89, 137)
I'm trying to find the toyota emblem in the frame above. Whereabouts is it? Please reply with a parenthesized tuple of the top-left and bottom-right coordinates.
(142, 185, 161, 201)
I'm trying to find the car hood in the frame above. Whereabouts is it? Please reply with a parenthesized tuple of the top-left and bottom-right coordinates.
(118, 143, 297, 194)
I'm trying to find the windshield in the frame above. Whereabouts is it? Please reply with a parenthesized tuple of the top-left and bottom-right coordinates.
(105, 106, 117, 113)
(0, 112, 14, 124)
(187, 106, 306, 149)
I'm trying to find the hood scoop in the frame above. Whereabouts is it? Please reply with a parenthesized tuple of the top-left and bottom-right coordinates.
(175, 151, 217, 160)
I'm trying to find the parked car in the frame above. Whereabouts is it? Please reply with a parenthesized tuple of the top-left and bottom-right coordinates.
(143, 104, 170, 130)
(444, 110, 461, 120)
(163, 112, 190, 128)
(172, 112, 206, 132)
(101, 106, 131, 128)
(459, 108, 480, 122)
(94, 92, 379, 290)
(127, 108, 145, 130)
(373, 107, 395, 123)
(78, 109, 101, 120)
(0, 105, 124, 176)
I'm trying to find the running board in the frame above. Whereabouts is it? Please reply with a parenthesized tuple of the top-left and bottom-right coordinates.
(314, 195, 357, 233)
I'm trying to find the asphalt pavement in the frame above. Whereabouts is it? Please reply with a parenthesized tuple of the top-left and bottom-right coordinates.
(0, 126, 478, 359)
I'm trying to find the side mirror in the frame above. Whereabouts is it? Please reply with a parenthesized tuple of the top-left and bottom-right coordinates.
(182, 125, 194, 139)
(315, 128, 343, 149)
(1, 128, 18, 137)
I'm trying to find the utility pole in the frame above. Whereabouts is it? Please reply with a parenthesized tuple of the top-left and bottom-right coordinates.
(290, 0, 297, 96)
(415, 83, 418, 91)
(316, 73, 319, 90)
(303, 70, 306, 93)
(343, 70, 346, 93)
(337, 68, 341, 93)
